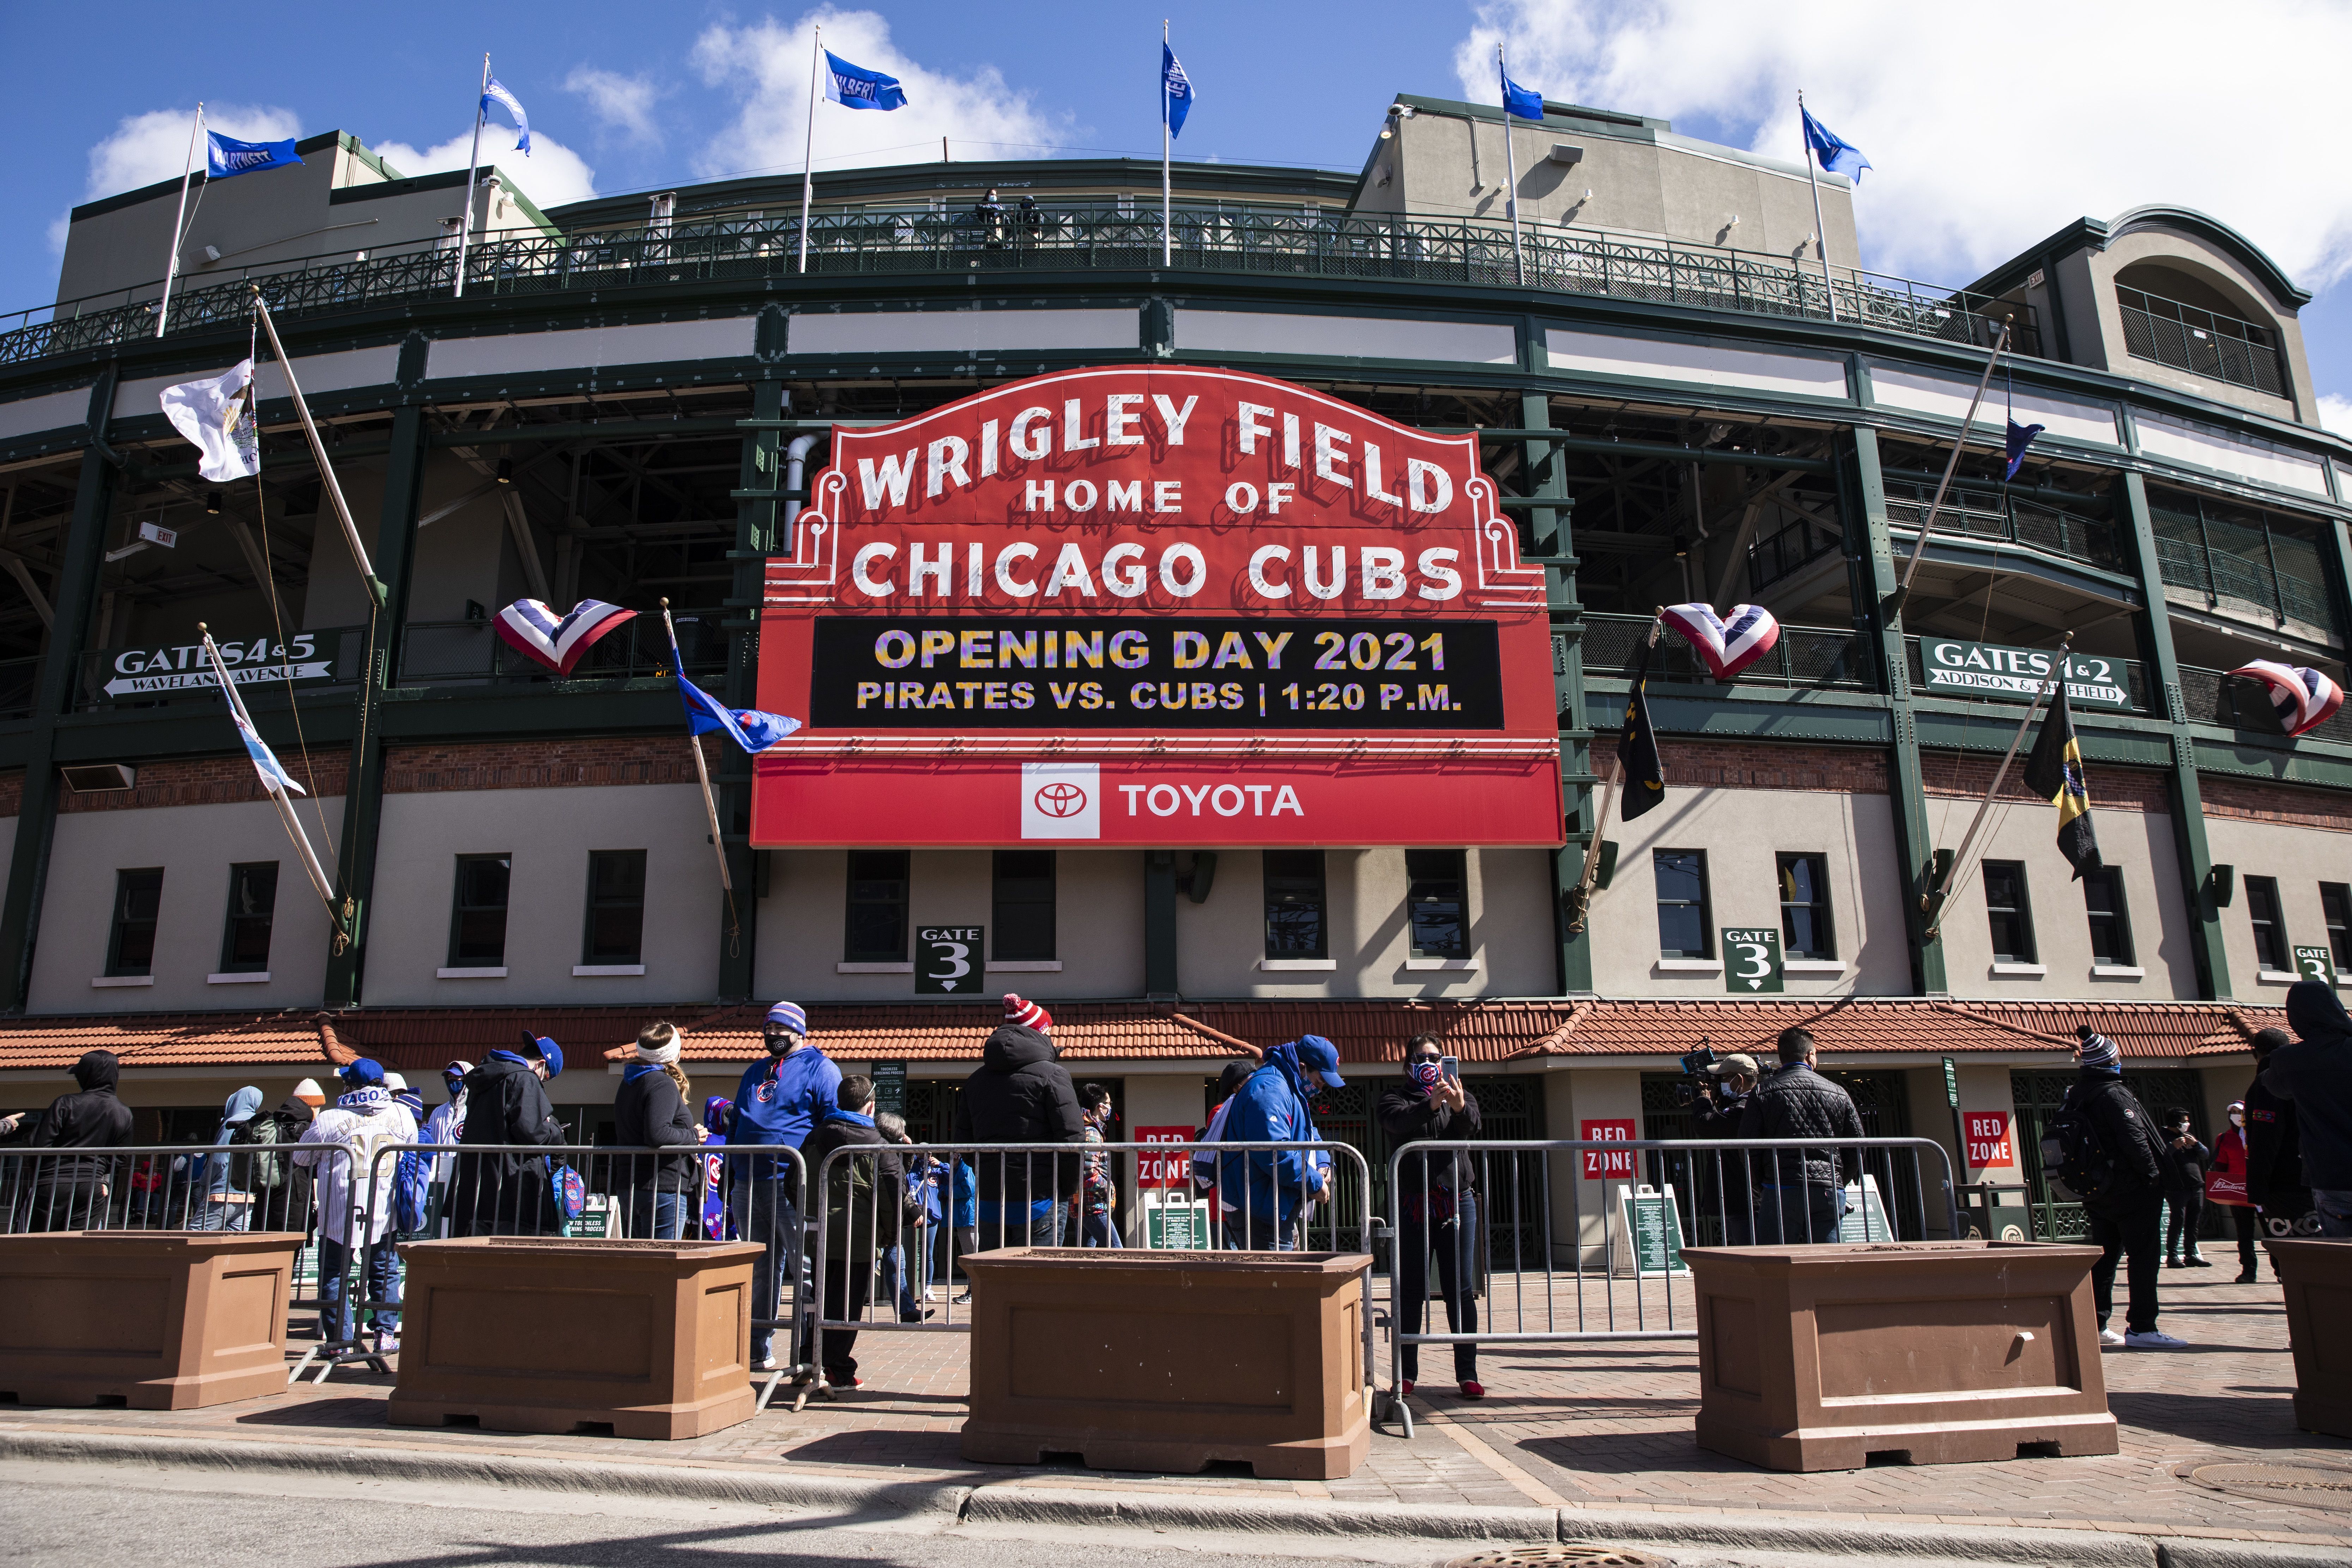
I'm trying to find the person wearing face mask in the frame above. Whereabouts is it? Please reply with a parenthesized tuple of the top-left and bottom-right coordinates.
(1075, 1083, 1122, 1248)
(1379, 1034, 1485, 1399)
(2158, 1109, 2211, 1269)
(728, 1001, 840, 1374)
(1214, 1035, 1344, 1251)
(2208, 1101, 2258, 1283)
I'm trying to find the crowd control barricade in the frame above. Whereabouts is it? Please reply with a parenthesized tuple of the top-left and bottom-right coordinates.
(1380, 1136, 1960, 1437)
(348, 1141, 810, 1406)
(804, 1139, 1381, 1408)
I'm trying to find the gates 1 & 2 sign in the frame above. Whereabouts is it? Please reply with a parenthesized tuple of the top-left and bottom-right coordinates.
(753, 367, 1560, 846)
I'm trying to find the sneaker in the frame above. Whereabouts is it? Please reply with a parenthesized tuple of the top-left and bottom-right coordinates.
(1401, 1380, 1415, 1396)
(374, 1334, 400, 1355)
(2188, 1255, 2212, 1269)
(1458, 1380, 1487, 1399)
(827, 1374, 864, 1390)
(754, 1354, 779, 1373)
(952, 1291, 972, 1305)
(2098, 1327, 2126, 1347)
(920, 1289, 939, 1302)
(2124, 1330, 2188, 1349)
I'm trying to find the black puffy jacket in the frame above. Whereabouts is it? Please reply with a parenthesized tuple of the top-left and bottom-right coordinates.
(2060, 1071, 2167, 1211)
(1737, 1063, 1866, 1186)
(2264, 983, 2352, 1192)
(31, 1050, 135, 1181)
(951, 1025, 1083, 1209)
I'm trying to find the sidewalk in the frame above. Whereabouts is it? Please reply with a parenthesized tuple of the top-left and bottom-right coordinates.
(1, 1269, 2346, 1557)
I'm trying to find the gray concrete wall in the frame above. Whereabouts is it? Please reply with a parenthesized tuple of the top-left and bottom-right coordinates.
(2078, 230, 2312, 424)
(2200, 813, 2352, 1001)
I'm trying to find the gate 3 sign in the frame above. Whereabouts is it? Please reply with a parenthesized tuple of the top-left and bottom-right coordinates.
(752, 366, 1560, 847)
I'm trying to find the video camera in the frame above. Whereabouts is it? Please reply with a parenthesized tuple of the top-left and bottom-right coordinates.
(1670, 1041, 1715, 1107)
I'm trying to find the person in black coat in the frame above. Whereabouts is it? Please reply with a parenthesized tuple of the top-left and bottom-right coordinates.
(446, 1035, 567, 1236)
(951, 995, 1083, 1248)
(2158, 1108, 2211, 1268)
(1689, 1051, 1761, 1245)
(2061, 1030, 2180, 1348)
(1378, 1034, 1485, 1398)
(20, 1050, 135, 1230)
(1738, 1030, 1866, 1244)
(2244, 1027, 2318, 1241)
(801, 1075, 908, 1388)
(615, 1022, 704, 1241)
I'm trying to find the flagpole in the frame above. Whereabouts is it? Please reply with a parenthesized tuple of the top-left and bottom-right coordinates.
(1499, 43, 1524, 286)
(1798, 90, 1837, 325)
(157, 104, 203, 339)
(1565, 613, 1661, 932)
(1921, 630, 2071, 936)
(798, 24, 821, 275)
(1887, 316, 2013, 613)
(455, 53, 488, 298)
(199, 626, 338, 914)
(250, 286, 387, 607)
(1162, 20, 1173, 269)
(663, 598, 735, 896)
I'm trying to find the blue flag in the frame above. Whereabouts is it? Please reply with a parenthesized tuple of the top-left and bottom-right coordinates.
(483, 77, 532, 155)
(824, 50, 908, 111)
(1163, 43, 1194, 137)
(2005, 418, 2045, 482)
(1501, 71, 1544, 121)
(1800, 105, 1870, 181)
(206, 132, 304, 181)
(678, 671, 801, 753)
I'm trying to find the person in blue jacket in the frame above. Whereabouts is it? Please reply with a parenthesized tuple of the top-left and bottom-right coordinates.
(1215, 1035, 1344, 1250)
(727, 1001, 840, 1373)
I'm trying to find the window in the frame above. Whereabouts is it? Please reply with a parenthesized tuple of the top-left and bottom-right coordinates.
(448, 855, 512, 967)
(1263, 850, 1328, 959)
(1405, 849, 1468, 958)
(1653, 850, 1711, 959)
(2083, 867, 2134, 967)
(1983, 861, 2036, 964)
(107, 868, 163, 976)
(218, 862, 278, 974)
(844, 850, 910, 962)
(1776, 853, 1834, 959)
(2245, 876, 2290, 972)
(582, 850, 647, 965)
(992, 850, 1056, 961)
(2324, 883, 2352, 974)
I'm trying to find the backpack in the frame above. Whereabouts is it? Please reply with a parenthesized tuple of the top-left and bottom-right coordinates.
(548, 1160, 588, 1222)
(2043, 1096, 2116, 1203)
(393, 1148, 433, 1233)
(234, 1114, 285, 1192)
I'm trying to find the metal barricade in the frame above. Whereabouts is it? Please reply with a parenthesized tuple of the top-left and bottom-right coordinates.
(350, 1141, 810, 1407)
(804, 1138, 1381, 1410)
(1380, 1136, 1960, 1437)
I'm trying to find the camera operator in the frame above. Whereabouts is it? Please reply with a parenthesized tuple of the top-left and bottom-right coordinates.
(1689, 1052, 1761, 1245)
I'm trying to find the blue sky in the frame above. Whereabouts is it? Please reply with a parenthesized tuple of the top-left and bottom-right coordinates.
(7, 0, 2348, 431)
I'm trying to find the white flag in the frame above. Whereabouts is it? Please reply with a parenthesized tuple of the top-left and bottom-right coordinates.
(159, 360, 260, 482)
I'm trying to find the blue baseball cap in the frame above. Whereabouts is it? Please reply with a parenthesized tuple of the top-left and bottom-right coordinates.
(767, 1000, 807, 1036)
(521, 1031, 564, 1078)
(1293, 1034, 1346, 1088)
(338, 1057, 385, 1086)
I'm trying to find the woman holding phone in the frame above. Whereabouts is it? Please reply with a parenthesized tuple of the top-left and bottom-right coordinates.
(1379, 1033, 1486, 1399)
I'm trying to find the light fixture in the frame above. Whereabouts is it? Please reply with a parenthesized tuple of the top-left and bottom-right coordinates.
(1380, 126, 1393, 140)
(496, 457, 514, 484)
(205, 491, 222, 514)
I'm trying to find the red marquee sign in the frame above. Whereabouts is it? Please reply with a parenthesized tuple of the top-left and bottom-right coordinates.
(752, 366, 1561, 847)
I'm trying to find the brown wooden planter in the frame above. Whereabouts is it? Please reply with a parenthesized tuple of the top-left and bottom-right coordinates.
(0, 1230, 302, 1410)
(959, 1247, 1371, 1480)
(2270, 1239, 2352, 1439)
(1686, 1239, 2117, 1471)
(387, 1237, 762, 1440)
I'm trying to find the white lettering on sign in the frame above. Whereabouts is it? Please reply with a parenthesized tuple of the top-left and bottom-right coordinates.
(1581, 1118, 1638, 1178)
(1117, 781, 1302, 817)
(1965, 1111, 2014, 1169)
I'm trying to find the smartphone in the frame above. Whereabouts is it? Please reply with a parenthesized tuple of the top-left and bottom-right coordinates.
(1439, 1055, 1459, 1082)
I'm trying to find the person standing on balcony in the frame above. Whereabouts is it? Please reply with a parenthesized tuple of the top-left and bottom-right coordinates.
(728, 1001, 839, 1374)
(975, 187, 1005, 248)
(1380, 1034, 1485, 1400)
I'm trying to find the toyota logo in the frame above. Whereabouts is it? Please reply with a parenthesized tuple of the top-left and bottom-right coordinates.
(1034, 781, 1088, 818)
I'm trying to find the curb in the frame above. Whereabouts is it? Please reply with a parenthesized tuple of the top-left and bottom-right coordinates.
(5, 1427, 2347, 1566)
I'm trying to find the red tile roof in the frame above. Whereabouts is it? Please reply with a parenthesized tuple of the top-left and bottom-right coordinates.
(0, 996, 2268, 1077)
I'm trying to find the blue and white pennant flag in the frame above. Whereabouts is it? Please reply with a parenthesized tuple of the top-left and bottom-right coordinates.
(230, 700, 307, 796)
(483, 77, 532, 154)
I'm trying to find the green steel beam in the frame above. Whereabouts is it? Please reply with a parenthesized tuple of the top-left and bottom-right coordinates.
(1519, 381, 1592, 994)
(2116, 471, 2231, 999)
(715, 377, 784, 1003)
(1840, 427, 1945, 994)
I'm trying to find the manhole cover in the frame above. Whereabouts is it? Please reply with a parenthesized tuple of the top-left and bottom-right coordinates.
(1444, 1548, 1668, 1568)
(2188, 1462, 2352, 1513)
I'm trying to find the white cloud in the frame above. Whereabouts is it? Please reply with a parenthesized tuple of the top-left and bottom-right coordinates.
(1456, 1, 2352, 294)
(371, 129, 599, 212)
(2320, 394, 2352, 436)
(566, 67, 665, 146)
(83, 104, 301, 200)
(690, 7, 1065, 180)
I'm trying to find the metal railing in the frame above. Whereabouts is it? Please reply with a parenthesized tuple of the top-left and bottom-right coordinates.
(2179, 663, 2352, 745)
(393, 613, 724, 688)
(2118, 285, 2286, 398)
(1579, 610, 1873, 692)
(804, 1139, 1379, 1410)
(1380, 1136, 1959, 1437)
(0, 206, 2038, 369)
(1882, 479, 2121, 572)
(0, 1138, 344, 1236)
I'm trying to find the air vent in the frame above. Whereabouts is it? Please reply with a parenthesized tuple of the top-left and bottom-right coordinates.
(1548, 144, 1585, 165)
(60, 763, 137, 793)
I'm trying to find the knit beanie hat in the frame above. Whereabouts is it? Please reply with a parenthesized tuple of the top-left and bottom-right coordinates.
(766, 1000, 807, 1038)
(1004, 993, 1052, 1033)
(2075, 1028, 2121, 1072)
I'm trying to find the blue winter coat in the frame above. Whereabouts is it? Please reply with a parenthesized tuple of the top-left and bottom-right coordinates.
(1214, 1045, 1321, 1225)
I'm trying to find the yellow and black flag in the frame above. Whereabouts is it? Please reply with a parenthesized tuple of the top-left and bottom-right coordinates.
(1617, 633, 1669, 820)
(2022, 682, 2102, 878)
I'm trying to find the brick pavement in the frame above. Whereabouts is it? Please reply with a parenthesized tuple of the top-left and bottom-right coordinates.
(1, 1268, 2345, 1548)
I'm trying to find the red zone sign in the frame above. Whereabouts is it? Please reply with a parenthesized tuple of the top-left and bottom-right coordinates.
(752, 365, 1561, 847)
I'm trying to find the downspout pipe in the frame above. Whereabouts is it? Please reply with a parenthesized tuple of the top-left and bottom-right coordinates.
(782, 434, 821, 531)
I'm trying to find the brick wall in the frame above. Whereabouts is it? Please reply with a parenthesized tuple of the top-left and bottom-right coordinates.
(58, 752, 348, 813)
(0, 771, 20, 818)
(1649, 741, 1888, 794)
(1919, 752, 2170, 813)
(2201, 774, 2352, 835)
(383, 735, 719, 794)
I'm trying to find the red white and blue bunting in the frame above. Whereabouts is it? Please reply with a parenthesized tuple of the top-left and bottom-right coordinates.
(2226, 660, 2345, 738)
(1660, 602, 1782, 680)
(493, 598, 638, 674)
